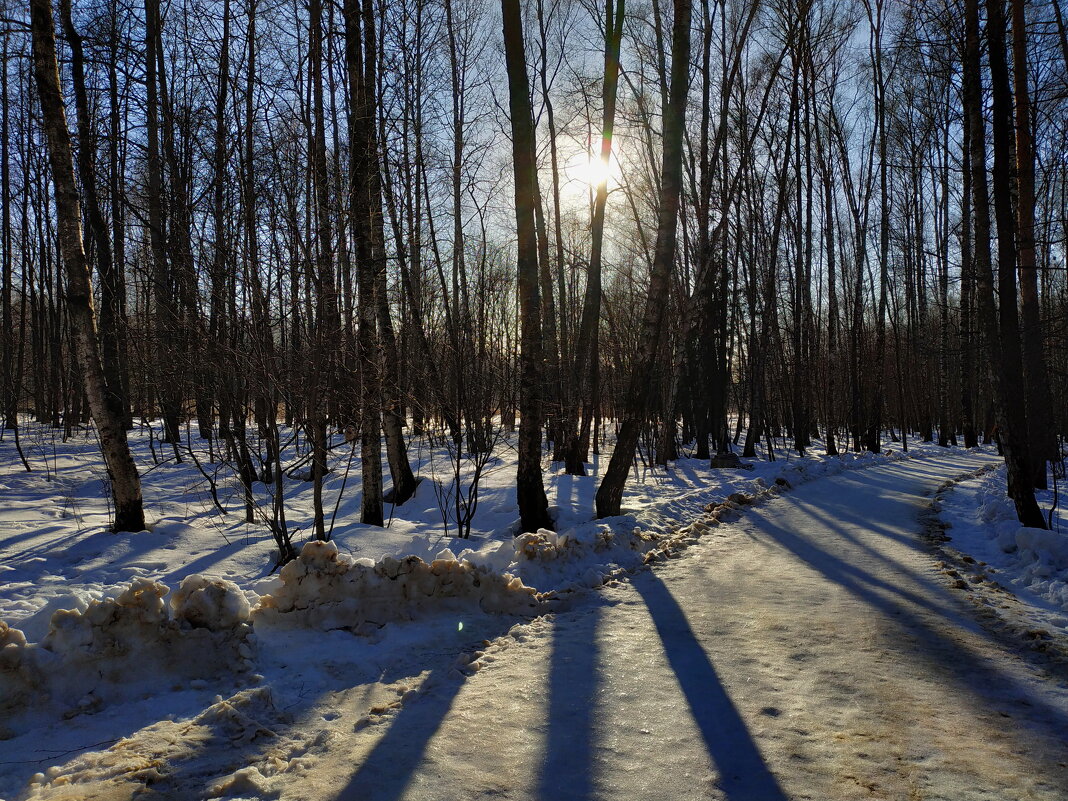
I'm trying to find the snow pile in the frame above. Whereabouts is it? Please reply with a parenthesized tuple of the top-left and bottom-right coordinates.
(1013, 528, 1068, 606)
(940, 465, 1068, 613)
(0, 618, 38, 733)
(499, 522, 661, 592)
(14, 589, 101, 644)
(21, 686, 282, 800)
(253, 540, 548, 631)
(172, 574, 252, 631)
(43, 577, 170, 657)
(513, 523, 658, 566)
(0, 616, 27, 649)
(490, 451, 918, 594)
(209, 766, 276, 798)
(1, 576, 253, 736)
(43, 576, 252, 666)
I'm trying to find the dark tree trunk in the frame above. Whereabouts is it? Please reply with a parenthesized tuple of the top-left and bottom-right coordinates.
(366, 0, 418, 506)
(960, 114, 978, 449)
(501, 0, 552, 533)
(565, 0, 624, 477)
(144, 0, 181, 456)
(1, 30, 14, 433)
(343, 0, 384, 527)
(964, 0, 1045, 528)
(596, 0, 692, 519)
(1011, 0, 1054, 489)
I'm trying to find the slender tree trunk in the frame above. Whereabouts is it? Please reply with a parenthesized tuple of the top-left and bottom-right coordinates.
(365, 0, 418, 506)
(815, 104, 838, 456)
(596, 0, 691, 519)
(960, 118, 978, 449)
(144, 0, 181, 456)
(566, 0, 625, 476)
(60, 0, 127, 422)
(342, 0, 383, 527)
(1011, 0, 1054, 489)
(536, 0, 569, 463)
(1, 30, 14, 433)
(444, 0, 468, 451)
(937, 124, 952, 448)
(30, 0, 145, 532)
(106, 0, 131, 429)
(309, 0, 341, 536)
(864, 0, 888, 454)
(501, 0, 552, 533)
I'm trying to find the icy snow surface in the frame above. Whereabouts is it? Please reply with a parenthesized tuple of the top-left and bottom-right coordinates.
(3, 425, 1067, 799)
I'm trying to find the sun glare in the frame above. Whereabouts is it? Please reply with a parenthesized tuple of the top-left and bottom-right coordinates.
(568, 149, 622, 191)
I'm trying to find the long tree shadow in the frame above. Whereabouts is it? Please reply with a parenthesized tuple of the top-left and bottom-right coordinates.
(633, 571, 789, 801)
(772, 496, 954, 602)
(743, 500, 959, 621)
(332, 603, 604, 801)
(745, 505, 1068, 732)
(537, 605, 600, 801)
(334, 663, 465, 801)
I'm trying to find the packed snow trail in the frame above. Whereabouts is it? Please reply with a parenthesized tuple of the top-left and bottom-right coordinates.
(303, 450, 1068, 801)
(17, 451, 1068, 800)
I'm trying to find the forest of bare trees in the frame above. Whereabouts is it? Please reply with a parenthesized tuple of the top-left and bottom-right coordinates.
(3, 0, 1067, 548)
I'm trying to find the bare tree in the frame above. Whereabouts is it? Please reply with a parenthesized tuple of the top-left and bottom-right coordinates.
(30, 0, 146, 532)
(962, 0, 1045, 528)
(501, 0, 552, 533)
(597, 0, 692, 519)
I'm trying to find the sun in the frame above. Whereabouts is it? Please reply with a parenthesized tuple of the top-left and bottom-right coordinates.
(568, 148, 623, 191)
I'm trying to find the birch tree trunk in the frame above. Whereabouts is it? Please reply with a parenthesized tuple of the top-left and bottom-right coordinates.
(30, 0, 145, 532)
(596, 0, 692, 519)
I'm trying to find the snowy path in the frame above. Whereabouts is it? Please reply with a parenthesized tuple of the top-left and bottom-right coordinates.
(301, 451, 1068, 801)
(19, 451, 1068, 800)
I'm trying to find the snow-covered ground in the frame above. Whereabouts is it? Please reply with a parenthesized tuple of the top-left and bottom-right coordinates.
(4, 421, 1063, 799)
(0, 420, 943, 639)
(4, 438, 1065, 800)
(935, 461, 1068, 641)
